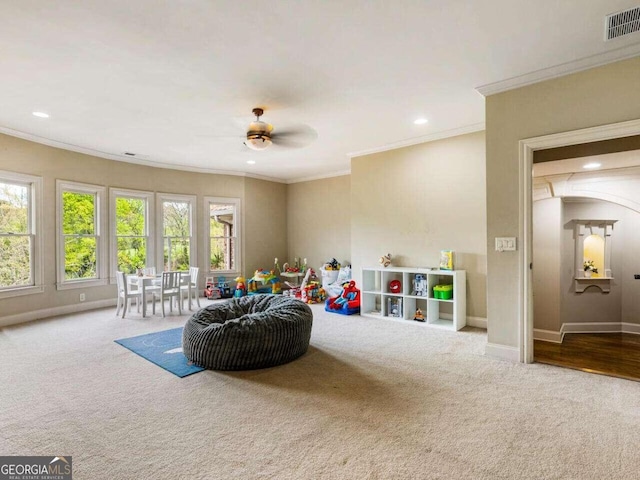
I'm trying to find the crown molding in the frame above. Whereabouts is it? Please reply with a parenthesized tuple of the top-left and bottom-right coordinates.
(0, 126, 286, 183)
(476, 43, 640, 97)
(346, 122, 486, 158)
(286, 169, 351, 184)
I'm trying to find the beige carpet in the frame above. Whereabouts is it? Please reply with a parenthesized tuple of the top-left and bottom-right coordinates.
(1, 302, 640, 480)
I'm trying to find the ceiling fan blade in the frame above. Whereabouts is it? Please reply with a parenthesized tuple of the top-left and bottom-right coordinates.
(272, 124, 318, 149)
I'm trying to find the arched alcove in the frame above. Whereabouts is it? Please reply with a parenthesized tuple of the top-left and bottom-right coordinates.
(573, 219, 616, 292)
(583, 234, 604, 277)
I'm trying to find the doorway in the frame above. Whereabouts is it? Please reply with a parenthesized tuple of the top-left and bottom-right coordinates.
(519, 119, 640, 367)
(530, 157, 640, 380)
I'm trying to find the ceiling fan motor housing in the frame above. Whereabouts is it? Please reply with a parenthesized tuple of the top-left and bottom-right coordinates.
(245, 115, 273, 150)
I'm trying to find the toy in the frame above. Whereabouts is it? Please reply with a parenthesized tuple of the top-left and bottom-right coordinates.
(234, 276, 247, 298)
(323, 258, 341, 271)
(440, 250, 454, 270)
(325, 280, 361, 315)
(217, 277, 233, 298)
(204, 277, 221, 299)
(413, 308, 425, 322)
(389, 279, 401, 294)
(412, 274, 427, 296)
(379, 253, 392, 268)
(300, 268, 325, 303)
(387, 297, 402, 317)
(248, 269, 282, 295)
(321, 264, 352, 298)
(281, 257, 307, 274)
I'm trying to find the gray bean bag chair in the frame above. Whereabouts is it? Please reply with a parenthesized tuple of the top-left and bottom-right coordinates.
(182, 294, 313, 370)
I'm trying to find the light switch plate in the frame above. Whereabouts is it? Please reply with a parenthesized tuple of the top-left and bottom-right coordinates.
(495, 237, 517, 252)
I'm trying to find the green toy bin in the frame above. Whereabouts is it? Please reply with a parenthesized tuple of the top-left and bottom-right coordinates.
(434, 284, 453, 300)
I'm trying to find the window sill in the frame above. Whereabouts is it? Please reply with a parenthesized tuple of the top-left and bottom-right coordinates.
(0, 285, 45, 299)
(56, 279, 108, 290)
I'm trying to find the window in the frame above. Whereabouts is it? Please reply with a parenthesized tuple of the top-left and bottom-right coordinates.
(110, 188, 154, 277)
(57, 180, 107, 289)
(205, 197, 240, 273)
(158, 194, 196, 271)
(0, 170, 43, 297)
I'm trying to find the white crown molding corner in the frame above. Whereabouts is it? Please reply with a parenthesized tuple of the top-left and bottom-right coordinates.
(346, 122, 486, 158)
(476, 43, 640, 97)
(485, 342, 520, 362)
(286, 169, 351, 184)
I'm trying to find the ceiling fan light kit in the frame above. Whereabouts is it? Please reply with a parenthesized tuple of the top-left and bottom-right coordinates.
(245, 107, 273, 151)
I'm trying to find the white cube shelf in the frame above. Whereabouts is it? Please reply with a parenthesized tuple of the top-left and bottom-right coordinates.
(361, 267, 466, 331)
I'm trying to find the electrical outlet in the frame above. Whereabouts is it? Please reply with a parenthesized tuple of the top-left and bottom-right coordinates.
(79, 293, 86, 302)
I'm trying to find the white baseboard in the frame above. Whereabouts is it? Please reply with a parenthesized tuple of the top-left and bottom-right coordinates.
(436, 312, 487, 330)
(562, 322, 622, 334)
(622, 322, 640, 334)
(534, 322, 640, 343)
(466, 316, 487, 329)
(0, 299, 117, 328)
(533, 328, 563, 343)
(485, 342, 520, 362)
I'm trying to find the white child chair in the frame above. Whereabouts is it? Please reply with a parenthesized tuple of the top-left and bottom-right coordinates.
(151, 271, 182, 317)
(115, 271, 142, 318)
(180, 266, 201, 310)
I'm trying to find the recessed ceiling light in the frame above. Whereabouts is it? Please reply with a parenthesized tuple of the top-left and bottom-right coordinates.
(247, 160, 256, 165)
(414, 118, 428, 125)
(32, 111, 49, 118)
(583, 162, 601, 170)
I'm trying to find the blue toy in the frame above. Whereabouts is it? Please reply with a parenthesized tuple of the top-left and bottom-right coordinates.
(217, 277, 232, 298)
(325, 280, 360, 315)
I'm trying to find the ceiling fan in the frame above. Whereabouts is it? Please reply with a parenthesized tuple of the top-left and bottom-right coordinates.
(243, 107, 317, 151)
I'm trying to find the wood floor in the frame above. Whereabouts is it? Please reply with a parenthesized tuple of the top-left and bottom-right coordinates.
(534, 332, 640, 382)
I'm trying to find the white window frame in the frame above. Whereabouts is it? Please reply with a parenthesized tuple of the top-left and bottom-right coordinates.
(157, 193, 196, 272)
(204, 196, 241, 276)
(56, 180, 107, 290)
(0, 170, 43, 298)
(109, 188, 155, 283)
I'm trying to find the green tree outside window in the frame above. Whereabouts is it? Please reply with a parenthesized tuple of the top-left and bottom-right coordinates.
(0, 182, 31, 287)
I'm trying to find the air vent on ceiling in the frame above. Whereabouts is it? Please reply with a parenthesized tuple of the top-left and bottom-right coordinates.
(606, 6, 640, 40)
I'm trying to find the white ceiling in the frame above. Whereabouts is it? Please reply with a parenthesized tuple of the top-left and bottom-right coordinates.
(1, 1, 640, 183)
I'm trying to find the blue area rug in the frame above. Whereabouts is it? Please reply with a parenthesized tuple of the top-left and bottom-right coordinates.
(115, 327, 205, 378)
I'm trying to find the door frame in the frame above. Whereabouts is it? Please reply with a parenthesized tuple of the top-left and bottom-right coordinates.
(519, 119, 640, 363)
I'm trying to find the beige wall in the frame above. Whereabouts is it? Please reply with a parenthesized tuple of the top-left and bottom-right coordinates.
(243, 177, 288, 277)
(486, 56, 640, 348)
(286, 175, 351, 271)
(351, 131, 487, 319)
(0, 133, 286, 321)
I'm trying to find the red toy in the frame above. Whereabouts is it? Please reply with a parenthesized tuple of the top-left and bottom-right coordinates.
(325, 280, 361, 315)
